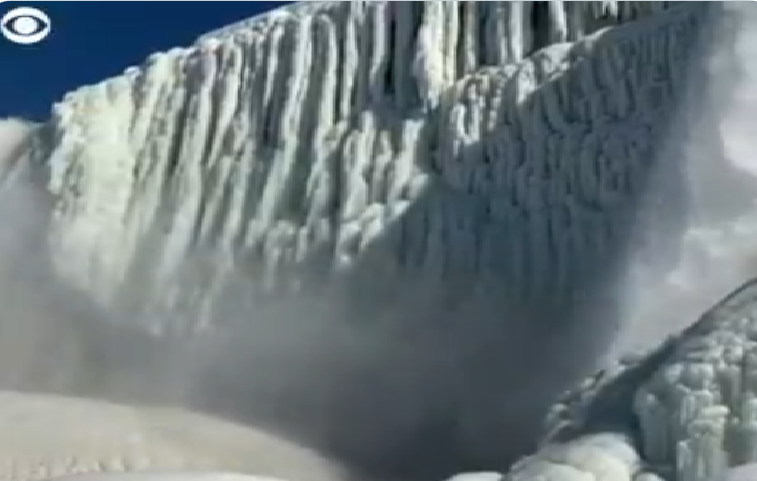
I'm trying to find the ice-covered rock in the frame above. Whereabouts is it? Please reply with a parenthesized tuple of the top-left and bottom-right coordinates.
(510, 279, 757, 481)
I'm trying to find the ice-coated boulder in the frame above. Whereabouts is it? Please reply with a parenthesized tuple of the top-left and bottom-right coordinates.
(504, 278, 757, 481)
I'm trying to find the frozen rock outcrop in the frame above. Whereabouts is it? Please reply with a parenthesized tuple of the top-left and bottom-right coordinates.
(4, 1, 744, 480)
(507, 278, 757, 481)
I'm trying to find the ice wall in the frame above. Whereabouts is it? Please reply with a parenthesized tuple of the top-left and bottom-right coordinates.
(41, 1, 705, 326)
(13, 1, 731, 480)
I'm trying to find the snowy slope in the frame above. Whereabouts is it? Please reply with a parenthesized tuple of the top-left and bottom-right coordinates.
(4, 2, 755, 481)
(0, 390, 347, 481)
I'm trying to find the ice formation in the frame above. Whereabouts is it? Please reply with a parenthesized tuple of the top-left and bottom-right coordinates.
(37, 1, 711, 327)
(4, 1, 757, 481)
(514, 279, 757, 481)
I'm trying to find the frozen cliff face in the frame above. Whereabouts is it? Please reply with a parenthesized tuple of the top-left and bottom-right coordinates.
(7, 1, 750, 481)
(40, 1, 710, 329)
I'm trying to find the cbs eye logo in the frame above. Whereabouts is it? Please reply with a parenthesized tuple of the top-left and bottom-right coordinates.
(1, 7, 51, 45)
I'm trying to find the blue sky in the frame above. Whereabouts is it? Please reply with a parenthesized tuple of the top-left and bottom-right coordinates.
(0, 1, 291, 120)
